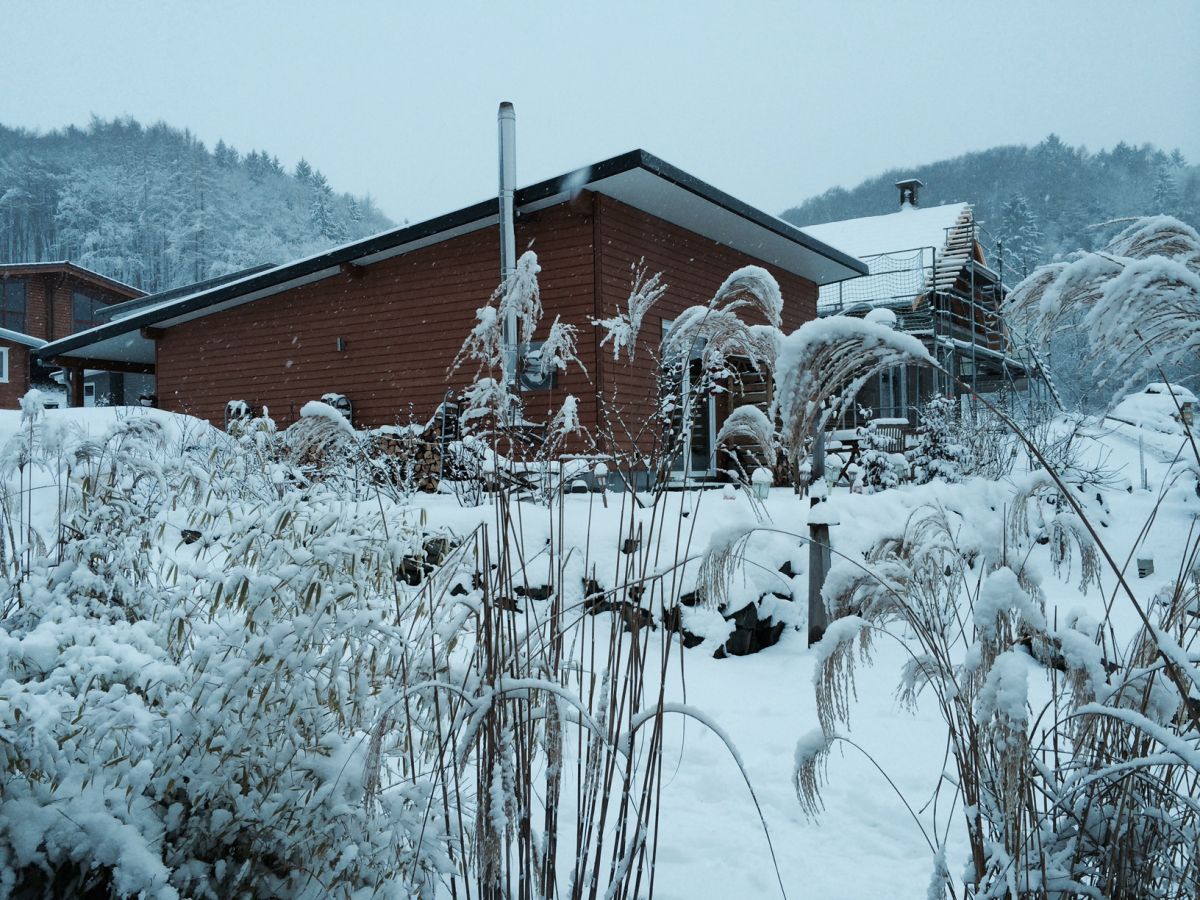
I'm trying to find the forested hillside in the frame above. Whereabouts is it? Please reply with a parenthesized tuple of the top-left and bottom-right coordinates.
(3, 122, 1195, 308)
(782, 135, 1199, 280)
(0, 117, 391, 293)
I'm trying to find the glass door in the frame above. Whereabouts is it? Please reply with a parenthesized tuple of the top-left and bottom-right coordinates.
(662, 319, 717, 479)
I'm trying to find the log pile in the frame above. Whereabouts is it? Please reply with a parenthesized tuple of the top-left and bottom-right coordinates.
(367, 429, 442, 493)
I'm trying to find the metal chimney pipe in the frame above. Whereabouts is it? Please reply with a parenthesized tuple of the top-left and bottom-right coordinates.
(498, 102, 518, 389)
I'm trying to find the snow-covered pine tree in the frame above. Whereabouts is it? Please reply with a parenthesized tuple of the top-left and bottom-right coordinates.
(1152, 167, 1180, 216)
(213, 139, 238, 168)
(294, 157, 314, 185)
(308, 170, 345, 242)
(1001, 194, 1044, 280)
(907, 395, 971, 484)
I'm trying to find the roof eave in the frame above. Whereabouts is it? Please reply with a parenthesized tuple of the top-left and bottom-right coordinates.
(38, 150, 868, 363)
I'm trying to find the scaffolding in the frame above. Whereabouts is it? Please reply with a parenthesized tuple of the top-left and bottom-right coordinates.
(817, 211, 1057, 429)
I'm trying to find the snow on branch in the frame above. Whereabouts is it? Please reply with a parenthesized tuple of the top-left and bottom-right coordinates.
(452, 250, 543, 376)
(453, 305, 502, 375)
(1004, 216, 1200, 400)
(661, 306, 780, 383)
(537, 315, 585, 377)
(503, 250, 544, 347)
(593, 260, 667, 362)
(772, 316, 934, 457)
(715, 404, 777, 468)
(710, 265, 783, 328)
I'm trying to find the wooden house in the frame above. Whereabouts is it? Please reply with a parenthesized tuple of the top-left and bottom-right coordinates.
(36, 150, 865, 478)
(0, 262, 143, 408)
(804, 179, 1045, 428)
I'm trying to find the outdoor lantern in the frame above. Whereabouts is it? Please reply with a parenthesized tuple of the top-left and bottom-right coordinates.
(751, 466, 773, 500)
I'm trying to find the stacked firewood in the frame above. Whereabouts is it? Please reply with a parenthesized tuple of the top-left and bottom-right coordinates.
(367, 429, 442, 493)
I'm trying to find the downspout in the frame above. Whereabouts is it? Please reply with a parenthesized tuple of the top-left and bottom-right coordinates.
(498, 102, 518, 391)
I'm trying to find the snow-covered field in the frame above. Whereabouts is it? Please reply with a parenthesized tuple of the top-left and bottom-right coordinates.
(0, 399, 1196, 898)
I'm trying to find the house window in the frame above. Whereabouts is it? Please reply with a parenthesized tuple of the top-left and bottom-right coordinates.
(0, 347, 8, 383)
(73, 290, 107, 332)
(0, 279, 26, 332)
(519, 342, 556, 391)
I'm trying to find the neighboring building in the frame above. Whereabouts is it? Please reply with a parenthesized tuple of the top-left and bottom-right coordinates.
(0, 263, 144, 408)
(803, 179, 1047, 427)
(37, 150, 865, 477)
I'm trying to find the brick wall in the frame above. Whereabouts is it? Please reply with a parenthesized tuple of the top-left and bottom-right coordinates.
(154, 196, 820, 437)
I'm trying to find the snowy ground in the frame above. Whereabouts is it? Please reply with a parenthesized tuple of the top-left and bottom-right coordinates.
(1, 401, 1195, 898)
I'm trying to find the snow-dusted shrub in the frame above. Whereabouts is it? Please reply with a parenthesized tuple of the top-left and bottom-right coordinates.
(286, 399, 359, 466)
(772, 316, 933, 467)
(0, 408, 454, 898)
(590, 262, 789, 489)
(715, 404, 778, 478)
(906, 395, 972, 484)
(803, 497, 1199, 898)
(852, 420, 905, 493)
(1005, 215, 1200, 403)
(593, 259, 667, 362)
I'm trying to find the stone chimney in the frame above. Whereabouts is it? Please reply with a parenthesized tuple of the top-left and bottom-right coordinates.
(895, 178, 924, 208)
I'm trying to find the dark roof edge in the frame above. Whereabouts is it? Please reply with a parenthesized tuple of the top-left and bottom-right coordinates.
(97, 263, 277, 321)
(0, 261, 144, 299)
(37, 150, 867, 361)
(35, 196, 504, 360)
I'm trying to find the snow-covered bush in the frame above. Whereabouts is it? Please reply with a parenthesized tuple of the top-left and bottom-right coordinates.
(452, 250, 580, 437)
(1005, 215, 1200, 403)
(852, 420, 905, 493)
(591, 262, 789, 489)
(906, 395, 972, 484)
(799, 492, 1199, 898)
(772, 316, 933, 468)
(715, 403, 778, 480)
(0, 407, 454, 897)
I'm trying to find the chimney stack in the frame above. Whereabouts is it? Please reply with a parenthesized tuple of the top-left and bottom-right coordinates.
(498, 102, 518, 388)
(895, 177, 924, 208)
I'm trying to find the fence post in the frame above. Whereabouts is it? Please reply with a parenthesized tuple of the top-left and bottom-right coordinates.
(808, 427, 831, 645)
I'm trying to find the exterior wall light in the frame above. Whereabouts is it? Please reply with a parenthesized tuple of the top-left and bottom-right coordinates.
(751, 466, 773, 500)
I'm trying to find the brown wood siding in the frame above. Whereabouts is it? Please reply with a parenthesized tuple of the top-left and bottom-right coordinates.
(20, 275, 51, 341)
(154, 195, 820, 437)
(0, 343, 30, 408)
(0, 269, 137, 407)
(57, 274, 129, 339)
(157, 203, 598, 429)
(0, 269, 132, 346)
(593, 195, 817, 450)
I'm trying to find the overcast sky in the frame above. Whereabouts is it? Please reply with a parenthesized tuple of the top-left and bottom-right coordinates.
(4, 0, 1198, 223)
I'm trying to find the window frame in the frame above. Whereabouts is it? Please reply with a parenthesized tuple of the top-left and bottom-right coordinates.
(0, 279, 27, 333)
(73, 289, 107, 333)
(0, 346, 9, 384)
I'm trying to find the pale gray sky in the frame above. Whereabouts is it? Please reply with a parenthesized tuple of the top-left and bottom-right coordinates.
(4, 0, 1198, 222)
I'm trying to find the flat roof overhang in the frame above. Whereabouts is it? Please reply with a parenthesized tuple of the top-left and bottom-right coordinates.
(37, 150, 867, 367)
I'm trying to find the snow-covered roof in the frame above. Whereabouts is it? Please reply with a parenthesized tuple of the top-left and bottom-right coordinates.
(0, 327, 46, 349)
(802, 203, 969, 259)
(802, 203, 974, 312)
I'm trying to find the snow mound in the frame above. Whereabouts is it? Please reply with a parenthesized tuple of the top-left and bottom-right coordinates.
(1110, 383, 1196, 434)
(299, 400, 355, 433)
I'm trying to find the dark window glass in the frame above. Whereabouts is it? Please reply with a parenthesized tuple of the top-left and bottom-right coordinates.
(0, 279, 26, 332)
(73, 290, 105, 332)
